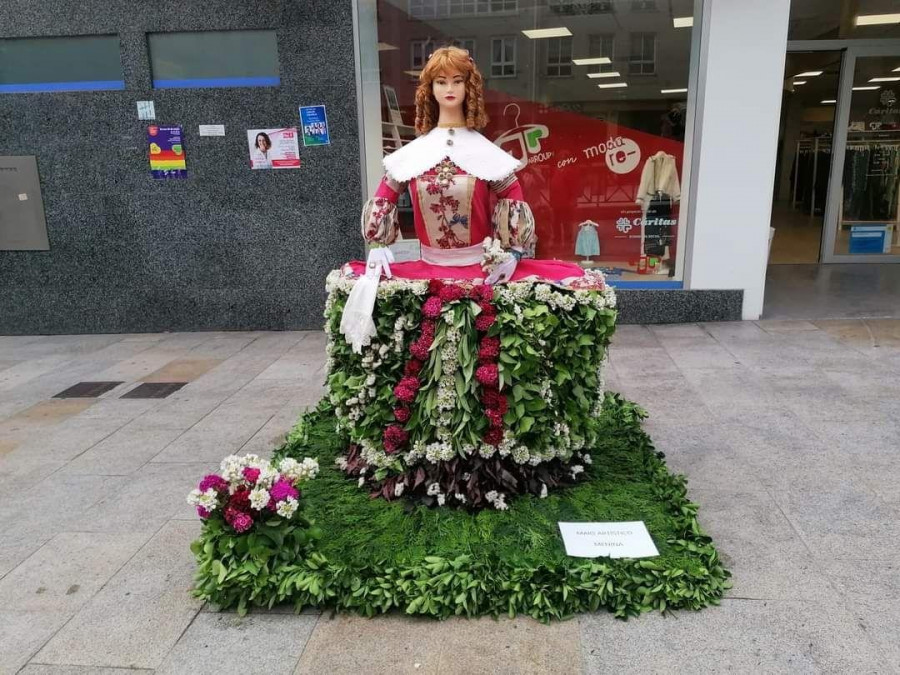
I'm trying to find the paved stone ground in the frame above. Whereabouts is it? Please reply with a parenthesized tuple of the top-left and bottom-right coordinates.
(0, 322, 898, 674)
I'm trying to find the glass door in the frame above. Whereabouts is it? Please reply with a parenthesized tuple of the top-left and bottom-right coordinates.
(823, 45, 900, 262)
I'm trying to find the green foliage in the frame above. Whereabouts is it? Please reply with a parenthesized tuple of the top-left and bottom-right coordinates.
(190, 394, 731, 620)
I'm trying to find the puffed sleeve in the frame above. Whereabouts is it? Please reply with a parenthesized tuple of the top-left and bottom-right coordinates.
(361, 174, 408, 245)
(489, 173, 537, 258)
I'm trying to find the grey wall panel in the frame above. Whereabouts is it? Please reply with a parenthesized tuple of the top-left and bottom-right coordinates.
(0, 0, 361, 334)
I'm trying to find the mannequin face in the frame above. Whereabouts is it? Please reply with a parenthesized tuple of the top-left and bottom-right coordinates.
(432, 70, 466, 113)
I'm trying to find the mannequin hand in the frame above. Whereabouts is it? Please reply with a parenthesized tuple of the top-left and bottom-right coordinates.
(485, 256, 518, 285)
(366, 246, 395, 279)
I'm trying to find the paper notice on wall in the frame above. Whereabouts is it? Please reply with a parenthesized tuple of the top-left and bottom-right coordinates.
(199, 124, 226, 137)
(299, 105, 331, 146)
(247, 128, 302, 169)
(147, 125, 187, 179)
(558, 522, 659, 558)
(136, 101, 155, 120)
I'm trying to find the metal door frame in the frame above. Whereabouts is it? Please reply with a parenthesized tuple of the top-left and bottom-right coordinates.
(788, 39, 900, 263)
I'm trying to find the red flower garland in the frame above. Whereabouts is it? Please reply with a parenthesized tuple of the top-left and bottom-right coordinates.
(379, 281, 507, 457)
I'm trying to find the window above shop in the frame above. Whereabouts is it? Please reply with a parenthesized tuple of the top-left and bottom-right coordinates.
(790, 0, 900, 40)
(148, 30, 279, 89)
(0, 35, 124, 93)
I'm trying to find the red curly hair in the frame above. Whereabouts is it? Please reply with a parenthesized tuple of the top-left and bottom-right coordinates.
(414, 46, 489, 135)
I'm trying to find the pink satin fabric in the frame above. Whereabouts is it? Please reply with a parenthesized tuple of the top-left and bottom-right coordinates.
(346, 259, 585, 282)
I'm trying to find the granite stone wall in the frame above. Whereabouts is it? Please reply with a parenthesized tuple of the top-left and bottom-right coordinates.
(0, 0, 362, 333)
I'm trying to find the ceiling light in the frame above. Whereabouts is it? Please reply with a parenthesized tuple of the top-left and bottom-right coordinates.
(377, 42, 398, 51)
(821, 99, 836, 104)
(587, 71, 621, 79)
(856, 13, 900, 26)
(573, 57, 611, 66)
(661, 88, 688, 94)
(869, 76, 900, 82)
(404, 70, 422, 78)
(853, 86, 880, 91)
(597, 82, 628, 89)
(794, 71, 823, 78)
(894, 66, 900, 72)
(523, 28, 572, 39)
(793, 81, 807, 85)
(673, 16, 693, 28)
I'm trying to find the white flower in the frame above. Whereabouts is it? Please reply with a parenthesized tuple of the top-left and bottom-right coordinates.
(582, 453, 593, 465)
(540, 484, 548, 499)
(187, 487, 219, 511)
(454, 493, 467, 504)
(276, 497, 298, 519)
(280, 457, 320, 481)
(485, 490, 498, 503)
(427, 482, 441, 496)
(335, 457, 348, 471)
(358, 477, 366, 488)
(437, 494, 446, 506)
(394, 481, 405, 497)
(249, 487, 271, 510)
(570, 465, 584, 478)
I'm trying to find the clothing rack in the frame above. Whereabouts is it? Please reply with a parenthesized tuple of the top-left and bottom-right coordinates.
(792, 137, 832, 214)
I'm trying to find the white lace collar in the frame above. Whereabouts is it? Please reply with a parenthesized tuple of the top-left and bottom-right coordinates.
(383, 127, 523, 183)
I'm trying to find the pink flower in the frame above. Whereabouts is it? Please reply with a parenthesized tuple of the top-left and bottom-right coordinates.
(242, 467, 261, 485)
(422, 296, 443, 319)
(428, 279, 445, 295)
(475, 313, 496, 332)
(439, 284, 466, 302)
(399, 376, 420, 392)
(410, 340, 430, 361)
(481, 388, 501, 408)
(474, 285, 494, 302)
(270, 478, 299, 503)
(479, 301, 496, 316)
(383, 425, 409, 454)
(394, 385, 416, 404)
(394, 407, 411, 423)
(197, 506, 211, 519)
(486, 409, 503, 428)
(225, 505, 253, 532)
(483, 427, 503, 446)
(420, 321, 437, 339)
(229, 489, 251, 512)
(475, 363, 499, 387)
(404, 360, 423, 376)
(478, 336, 500, 361)
(231, 512, 254, 533)
(198, 474, 227, 493)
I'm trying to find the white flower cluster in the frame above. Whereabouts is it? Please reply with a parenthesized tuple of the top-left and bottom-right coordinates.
(278, 457, 320, 482)
(392, 315, 412, 353)
(591, 354, 608, 417)
(276, 497, 299, 518)
(186, 487, 219, 512)
(484, 490, 509, 511)
(481, 237, 513, 274)
(434, 321, 461, 442)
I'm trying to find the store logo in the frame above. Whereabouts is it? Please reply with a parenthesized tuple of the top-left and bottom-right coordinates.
(583, 136, 641, 175)
(616, 217, 634, 233)
(880, 90, 897, 107)
(494, 124, 551, 164)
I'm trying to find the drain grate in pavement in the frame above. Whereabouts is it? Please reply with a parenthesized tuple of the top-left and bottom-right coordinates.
(121, 382, 187, 399)
(53, 381, 124, 399)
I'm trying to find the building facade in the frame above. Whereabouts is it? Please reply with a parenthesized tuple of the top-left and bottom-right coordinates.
(1, 0, 899, 333)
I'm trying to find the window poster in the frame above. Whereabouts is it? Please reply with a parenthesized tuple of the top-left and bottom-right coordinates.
(247, 128, 302, 169)
(147, 125, 187, 179)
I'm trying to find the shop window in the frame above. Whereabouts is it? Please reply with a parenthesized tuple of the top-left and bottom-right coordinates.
(148, 30, 279, 89)
(491, 38, 517, 78)
(366, 0, 698, 287)
(410, 39, 435, 69)
(451, 38, 477, 59)
(546, 37, 574, 77)
(628, 32, 656, 75)
(0, 35, 124, 93)
(587, 34, 615, 74)
(789, 0, 900, 40)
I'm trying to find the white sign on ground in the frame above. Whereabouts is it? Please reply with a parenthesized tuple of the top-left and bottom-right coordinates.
(558, 521, 659, 558)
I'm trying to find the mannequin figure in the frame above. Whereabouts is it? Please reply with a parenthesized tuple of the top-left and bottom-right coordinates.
(340, 46, 584, 351)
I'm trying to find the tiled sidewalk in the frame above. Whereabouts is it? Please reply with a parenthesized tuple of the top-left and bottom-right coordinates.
(0, 322, 898, 674)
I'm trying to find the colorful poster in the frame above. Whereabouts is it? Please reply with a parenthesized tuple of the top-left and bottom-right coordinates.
(299, 105, 331, 147)
(247, 128, 302, 169)
(147, 125, 187, 179)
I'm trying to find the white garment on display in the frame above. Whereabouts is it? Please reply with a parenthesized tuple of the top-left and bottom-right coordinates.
(635, 151, 681, 210)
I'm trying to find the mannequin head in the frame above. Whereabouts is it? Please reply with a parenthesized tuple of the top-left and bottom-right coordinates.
(415, 46, 488, 135)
